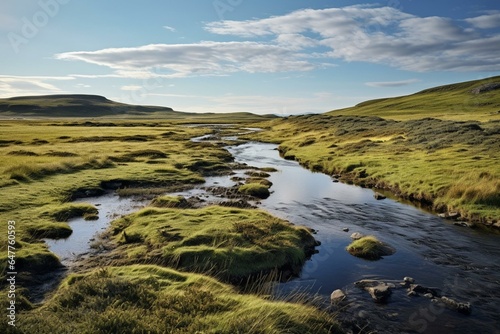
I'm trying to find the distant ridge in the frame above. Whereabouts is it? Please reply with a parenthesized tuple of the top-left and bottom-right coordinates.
(0, 94, 178, 118)
(0, 94, 277, 122)
(328, 76, 500, 121)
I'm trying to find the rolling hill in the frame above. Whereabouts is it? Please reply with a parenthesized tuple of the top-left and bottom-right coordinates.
(328, 76, 500, 121)
(0, 94, 275, 122)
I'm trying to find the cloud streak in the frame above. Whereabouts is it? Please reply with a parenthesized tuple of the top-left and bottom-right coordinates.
(365, 79, 420, 87)
(55, 5, 500, 78)
(0, 75, 73, 97)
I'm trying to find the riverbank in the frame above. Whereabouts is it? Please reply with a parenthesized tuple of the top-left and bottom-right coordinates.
(246, 114, 500, 228)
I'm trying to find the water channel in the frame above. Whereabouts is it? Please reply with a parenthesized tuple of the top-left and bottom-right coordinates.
(46, 136, 500, 334)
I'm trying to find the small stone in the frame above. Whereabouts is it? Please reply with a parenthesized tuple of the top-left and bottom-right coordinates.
(342, 228, 350, 232)
(366, 284, 392, 302)
(350, 232, 364, 240)
(403, 276, 415, 284)
(424, 293, 434, 299)
(330, 289, 346, 303)
(407, 291, 417, 297)
(374, 192, 386, 200)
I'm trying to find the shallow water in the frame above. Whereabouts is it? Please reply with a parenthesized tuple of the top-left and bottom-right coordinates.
(45, 194, 147, 266)
(227, 142, 500, 334)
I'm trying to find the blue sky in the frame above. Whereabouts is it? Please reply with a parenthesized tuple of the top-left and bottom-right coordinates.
(1, 0, 500, 115)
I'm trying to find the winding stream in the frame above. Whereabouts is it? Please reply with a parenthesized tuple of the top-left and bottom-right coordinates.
(46, 136, 500, 334)
(227, 142, 500, 334)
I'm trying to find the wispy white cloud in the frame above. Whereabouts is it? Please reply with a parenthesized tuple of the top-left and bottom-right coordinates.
(54, 5, 500, 78)
(163, 25, 176, 32)
(365, 79, 420, 87)
(55, 42, 315, 77)
(0, 75, 73, 97)
(121, 85, 143, 91)
(465, 11, 500, 29)
(206, 6, 500, 72)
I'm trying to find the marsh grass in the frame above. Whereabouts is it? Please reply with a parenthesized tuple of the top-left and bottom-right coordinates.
(2, 265, 341, 334)
(0, 121, 236, 278)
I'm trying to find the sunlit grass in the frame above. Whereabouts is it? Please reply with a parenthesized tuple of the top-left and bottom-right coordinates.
(3, 265, 341, 334)
(110, 206, 316, 281)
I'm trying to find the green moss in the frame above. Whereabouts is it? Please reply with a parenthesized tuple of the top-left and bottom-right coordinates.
(111, 206, 316, 281)
(238, 183, 271, 199)
(151, 195, 190, 208)
(346, 236, 394, 260)
(43, 203, 98, 222)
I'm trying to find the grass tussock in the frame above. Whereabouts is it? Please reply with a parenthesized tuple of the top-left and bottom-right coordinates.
(150, 195, 191, 208)
(4, 265, 340, 334)
(43, 203, 99, 222)
(238, 183, 271, 199)
(110, 206, 317, 281)
(346, 236, 394, 260)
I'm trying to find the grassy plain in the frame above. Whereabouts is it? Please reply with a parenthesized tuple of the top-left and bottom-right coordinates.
(0, 119, 338, 333)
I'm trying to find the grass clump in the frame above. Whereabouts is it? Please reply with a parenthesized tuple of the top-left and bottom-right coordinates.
(239, 183, 271, 199)
(6, 265, 340, 334)
(43, 203, 99, 222)
(151, 195, 190, 208)
(346, 236, 394, 260)
(110, 206, 317, 281)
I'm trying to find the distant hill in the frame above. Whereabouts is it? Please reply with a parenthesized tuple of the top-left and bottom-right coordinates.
(0, 94, 183, 118)
(328, 76, 500, 121)
(0, 94, 276, 122)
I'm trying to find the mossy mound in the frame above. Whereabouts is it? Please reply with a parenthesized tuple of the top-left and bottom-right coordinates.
(111, 206, 317, 281)
(238, 183, 271, 199)
(346, 236, 395, 260)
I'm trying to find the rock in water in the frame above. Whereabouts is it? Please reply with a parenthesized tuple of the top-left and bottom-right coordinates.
(330, 289, 346, 303)
(350, 232, 364, 240)
(403, 276, 415, 284)
(440, 296, 472, 315)
(374, 192, 386, 200)
(355, 280, 393, 303)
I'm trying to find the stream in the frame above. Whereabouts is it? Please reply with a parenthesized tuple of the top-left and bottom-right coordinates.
(45, 135, 500, 334)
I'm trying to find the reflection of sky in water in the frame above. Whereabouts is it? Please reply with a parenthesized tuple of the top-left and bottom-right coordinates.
(228, 142, 375, 206)
(45, 195, 147, 264)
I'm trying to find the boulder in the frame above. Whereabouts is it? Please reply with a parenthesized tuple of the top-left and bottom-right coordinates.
(330, 289, 346, 303)
(407, 284, 439, 297)
(355, 280, 393, 303)
(403, 277, 415, 284)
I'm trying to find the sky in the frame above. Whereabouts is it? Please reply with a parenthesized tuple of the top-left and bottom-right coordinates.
(1, 0, 500, 115)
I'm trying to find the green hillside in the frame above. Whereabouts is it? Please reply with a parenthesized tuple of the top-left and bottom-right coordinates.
(328, 76, 500, 121)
